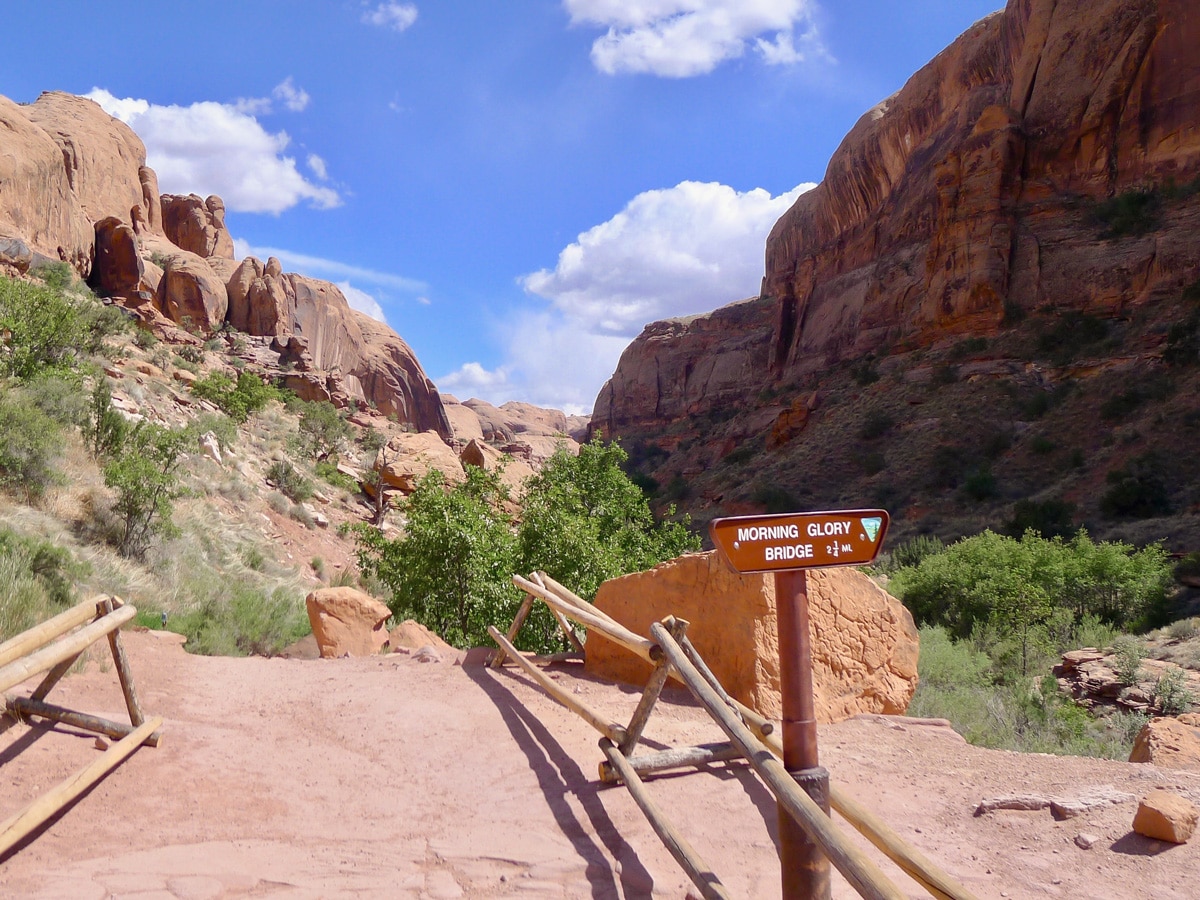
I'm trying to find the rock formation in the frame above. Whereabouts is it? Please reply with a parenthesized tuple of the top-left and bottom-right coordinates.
(592, 0, 1200, 436)
(373, 431, 466, 494)
(585, 551, 919, 721)
(305, 587, 392, 658)
(1128, 715, 1200, 769)
(0, 89, 452, 437)
(161, 193, 235, 260)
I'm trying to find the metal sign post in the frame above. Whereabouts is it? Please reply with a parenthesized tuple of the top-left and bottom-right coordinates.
(710, 509, 889, 900)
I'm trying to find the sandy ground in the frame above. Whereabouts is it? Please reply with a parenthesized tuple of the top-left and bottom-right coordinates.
(0, 632, 1198, 899)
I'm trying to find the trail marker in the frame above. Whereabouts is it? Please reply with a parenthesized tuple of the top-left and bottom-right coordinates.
(710, 508, 889, 900)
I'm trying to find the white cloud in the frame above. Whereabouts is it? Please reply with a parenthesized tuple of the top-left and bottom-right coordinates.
(272, 77, 310, 112)
(307, 154, 329, 180)
(362, 2, 418, 32)
(521, 180, 813, 337)
(336, 282, 388, 323)
(232, 238, 428, 294)
(565, 0, 824, 77)
(87, 88, 339, 215)
(449, 178, 813, 413)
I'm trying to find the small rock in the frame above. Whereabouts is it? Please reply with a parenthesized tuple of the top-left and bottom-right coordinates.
(1132, 790, 1198, 844)
(413, 645, 442, 664)
(1074, 833, 1099, 849)
(94, 737, 109, 751)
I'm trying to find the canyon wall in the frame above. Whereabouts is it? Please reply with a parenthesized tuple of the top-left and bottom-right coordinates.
(593, 0, 1200, 436)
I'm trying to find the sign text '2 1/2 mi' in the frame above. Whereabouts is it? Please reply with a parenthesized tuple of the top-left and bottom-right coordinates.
(709, 510, 890, 574)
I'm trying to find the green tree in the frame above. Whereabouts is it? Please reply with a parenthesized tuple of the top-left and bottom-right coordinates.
(104, 422, 190, 557)
(296, 400, 352, 461)
(190, 371, 282, 422)
(517, 436, 700, 602)
(354, 467, 520, 648)
(0, 391, 64, 501)
(84, 378, 129, 458)
(0, 277, 86, 379)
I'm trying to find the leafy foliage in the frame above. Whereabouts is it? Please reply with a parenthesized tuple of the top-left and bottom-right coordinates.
(267, 460, 313, 503)
(1101, 453, 1172, 519)
(890, 530, 1173, 647)
(190, 371, 283, 422)
(296, 400, 352, 461)
(355, 437, 700, 651)
(517, 437, 700, 604)
(0, 277, 87, 379)
(0, 391, 65, 500)
(103, 422, 191, 557)
(355, 466, 520, 649)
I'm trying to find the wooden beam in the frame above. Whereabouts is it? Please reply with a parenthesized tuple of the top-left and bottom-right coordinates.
(747, 712, 980, 900)
(0, 598, 105, 669)
(0, 716, 162, 857)
(487, 626, 627, 746)
(619, 618, 686, 756)
(649, 620, 906, 900)
(512, 575, 655, 661)
(0, 606, 136, 695)
(600, 738, 733, 900)
(599, 741, 745, 785)
(490, 594, 535, 670)
(5, 696, 162, 748)
(101, 599, 145, 728)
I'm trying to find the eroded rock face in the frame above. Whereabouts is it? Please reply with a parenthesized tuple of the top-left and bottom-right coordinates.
(585, 551, 919, 720)
(374, 430, 465, 494)
(161, 194, 235, 259)
(1129, 717, 1200, 769)
(305, 587, 391, 658)
(157, 250, 229, 333)
(0, 96, 96, 273)
(594, 0, 1200, 433)
(91, 217, 143, 296)
(463, 398, 581, 462)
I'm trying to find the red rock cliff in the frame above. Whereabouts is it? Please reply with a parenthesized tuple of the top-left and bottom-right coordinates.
(594, 0, 1200, 434)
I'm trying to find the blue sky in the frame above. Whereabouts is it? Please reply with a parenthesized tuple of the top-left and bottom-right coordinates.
(2, 1, 1001, 414)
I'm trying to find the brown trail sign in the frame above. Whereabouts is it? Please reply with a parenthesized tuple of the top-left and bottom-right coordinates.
(711, 509, 889, 900)
(709, 509, 889, 574)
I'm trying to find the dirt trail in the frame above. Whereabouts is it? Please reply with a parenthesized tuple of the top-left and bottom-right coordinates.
(0, 632, 1197, 899)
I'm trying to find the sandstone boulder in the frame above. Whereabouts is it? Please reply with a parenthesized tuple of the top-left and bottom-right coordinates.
(388, 619, 457, 655)
(26, 91, 147, 228)
(157, 250, 229, 333)
(91, 216, 143, 296)
(305, 587, 391, 658)
(0, 95, 94, 273)
(586, 551, 919, 720)
(460, 438, 536, 500)
(161, 193, 235, 259)
(441, 394, 486, 444)
(1129, 717, 1200, 769)
(374, 431, 464, 494)
(1132, 790, 1198, 844)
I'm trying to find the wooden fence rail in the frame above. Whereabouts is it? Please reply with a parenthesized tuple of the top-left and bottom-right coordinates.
(0, 595, 162, 856)
(489, 575, 979, 900)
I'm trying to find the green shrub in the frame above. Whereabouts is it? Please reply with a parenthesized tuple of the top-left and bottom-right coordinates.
(1153, 665, 1195, 715)
(849, 357, 880, 386)
(267, 460, 313, 502)
(1035, 312, 1109, 364)
(889, 535, 944, 571)
(859, 410, 894, 441)
(1112, 636, 1145, 685)
(190, 371, 282, 422)
(296, 401, 352, 461)
(962, 466, 997, 502)
(30, 260, 74, 291)
(1002, 498, 1075, 540)
(0, 277, 85, 379)
(0, 391, 64, 500)
(315, 460, 358, 493)
(355, 466, 521, 649)
(133, 328, 158, 350)
(84, 378, 129, 458)
(1092, 186, 1162, 239)
(168, 585, 309, 657)
(752, 483, 799, 513)
(891, 529, 1173, 644)
(1101, 454, 1171, 519)
(360, 426, 387, 455)
(104, 422, 190, 557)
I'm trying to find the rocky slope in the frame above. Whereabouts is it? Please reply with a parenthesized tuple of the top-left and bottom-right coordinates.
(0, 90, 451, 437)
(592, 0, 1200, 549)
